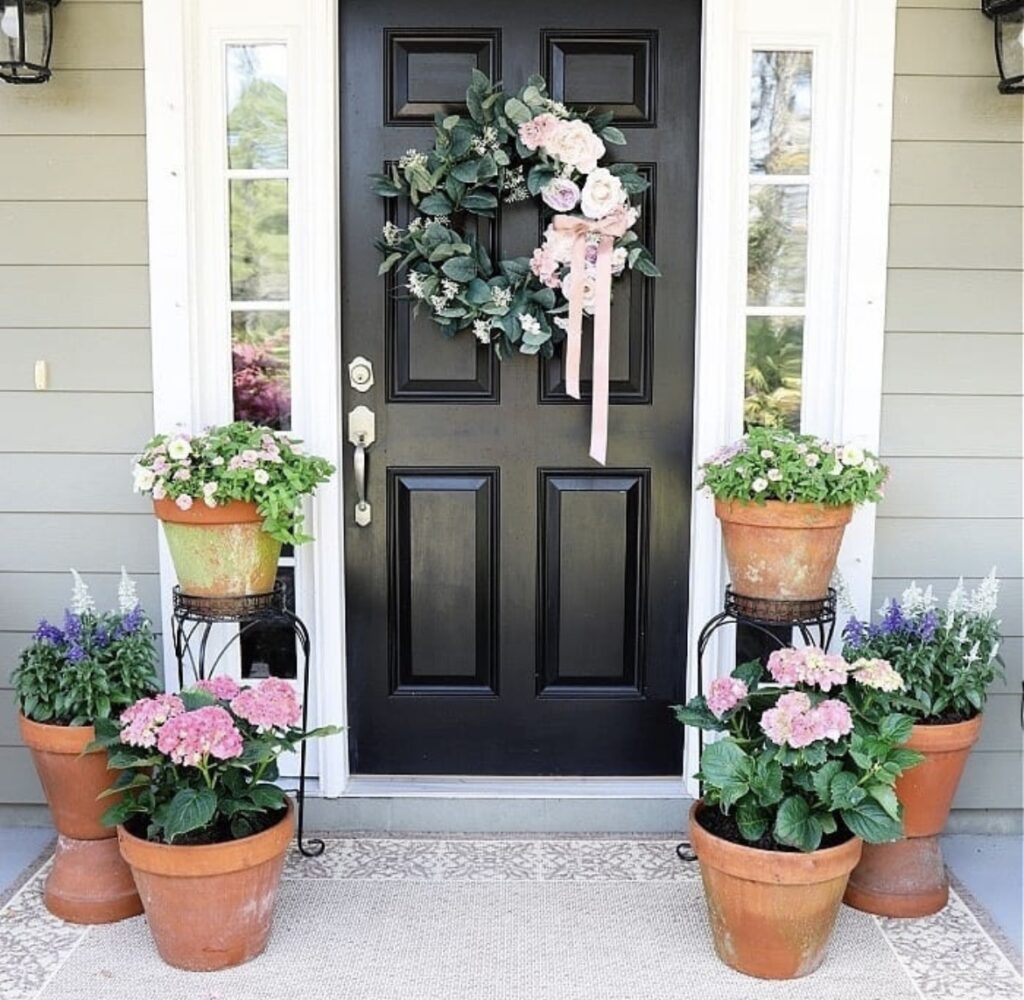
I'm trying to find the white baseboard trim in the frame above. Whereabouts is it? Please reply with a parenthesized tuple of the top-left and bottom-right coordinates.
(340, 776, 688, 800)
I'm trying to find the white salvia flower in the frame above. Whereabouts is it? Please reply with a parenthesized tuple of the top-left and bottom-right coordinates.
(118, 566, 139, 613)
(69, 569, 96, 615)
(964, 641, 981, 666)
(900, 581, 937, 616)
(519, 313, 541, 335)
(988, 641, 1001, 664)
(830, 568, 858, 617)
(968, 568, 1000, 618)
(472, 319, 492, 344)
(956, 621, 970, 646)
(946, 576, 966, 614)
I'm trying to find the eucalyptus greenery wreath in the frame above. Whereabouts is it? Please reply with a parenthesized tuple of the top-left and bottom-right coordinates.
(372, 71, 659, 360)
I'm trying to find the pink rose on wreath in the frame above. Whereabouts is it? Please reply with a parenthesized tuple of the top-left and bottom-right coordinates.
(518, 112, 561, 151)
(541, 177, 581, 212)
(194, 675, 242, 700)
(156, 705, 244, 766)
(231, 677, 301, 732)
(706, 677, 748, 719)
(529, 246, 562, 288)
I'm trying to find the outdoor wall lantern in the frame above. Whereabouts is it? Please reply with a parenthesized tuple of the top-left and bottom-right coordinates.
(0, 0, 59, 85)
(982, 0, 1024, 94)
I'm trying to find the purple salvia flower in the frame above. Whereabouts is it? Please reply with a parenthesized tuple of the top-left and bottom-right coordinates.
(842, 618, 867, 648)
(66, 643, 87, 664)
(62, 611, 83, 642)
(33, 620, 64, 643)
(917, 610, 939, 642)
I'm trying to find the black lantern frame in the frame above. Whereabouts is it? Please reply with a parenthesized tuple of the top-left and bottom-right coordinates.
(983, 0, 1024, 94)
(0, 0, 60, 85)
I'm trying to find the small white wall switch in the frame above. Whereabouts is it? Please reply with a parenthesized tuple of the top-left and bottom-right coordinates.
(34, 360, 48, 390)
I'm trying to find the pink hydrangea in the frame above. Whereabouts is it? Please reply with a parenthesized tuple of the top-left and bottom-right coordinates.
(814, 699, 854, 741)
(193, 675, 242, 700)
(766, 647, 850, 691)
(706, 677, 748, 719)
(119, 693, 185, 748)
(230, 678, 301, 732)
(852, 658, 905, 693)
(518, 113, 561, 151)
(760, 692, 852, 749)
(156, 705, 244, 767)
(759, 692, 811, 746)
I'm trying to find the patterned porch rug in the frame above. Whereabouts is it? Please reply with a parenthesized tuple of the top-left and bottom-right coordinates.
(1, 836, 1020, 1000)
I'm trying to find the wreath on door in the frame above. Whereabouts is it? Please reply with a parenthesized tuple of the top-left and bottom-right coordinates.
(371, 71, 658, 464)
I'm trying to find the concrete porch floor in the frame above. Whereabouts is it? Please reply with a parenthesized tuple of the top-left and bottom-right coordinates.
(2, 825, 1020, 955)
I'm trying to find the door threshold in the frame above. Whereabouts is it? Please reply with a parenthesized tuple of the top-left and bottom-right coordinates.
(342, 775, 687, 799)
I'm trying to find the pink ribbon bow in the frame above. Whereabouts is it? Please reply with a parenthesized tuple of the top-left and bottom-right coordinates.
(552, 208, 630, 465)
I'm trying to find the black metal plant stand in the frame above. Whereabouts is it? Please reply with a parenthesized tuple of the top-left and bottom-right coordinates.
(678, 587, 839, 864)
(170, 583, 324, 858)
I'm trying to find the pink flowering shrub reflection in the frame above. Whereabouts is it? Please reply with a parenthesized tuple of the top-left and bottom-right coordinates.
(673, 648, 923, 852)
(92, 676, 340, 845)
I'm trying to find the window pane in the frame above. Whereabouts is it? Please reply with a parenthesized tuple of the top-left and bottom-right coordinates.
(750, 51, 813, 175)
(240, 564, 298, 680)
(230, 179, 290, 300)
(232, 310, 291, 430)
(747, 184, 808, 307)
(744, 316, 803, 432)
(226, 45, 288, 170)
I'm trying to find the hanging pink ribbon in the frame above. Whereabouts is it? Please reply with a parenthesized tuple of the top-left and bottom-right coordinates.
(551, 208, 630, 465)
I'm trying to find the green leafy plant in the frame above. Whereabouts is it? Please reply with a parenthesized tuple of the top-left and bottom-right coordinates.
(12, 570, 158, 726)
(843, 574, 1004, 723)
(700, 426, 887, 507)
(91, 676, 340, 845)
(132, 421, 335, 545)
(675, 649, 922, 852)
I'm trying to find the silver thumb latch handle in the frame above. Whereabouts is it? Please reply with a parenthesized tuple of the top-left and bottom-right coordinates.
(347, 405, 376, 527)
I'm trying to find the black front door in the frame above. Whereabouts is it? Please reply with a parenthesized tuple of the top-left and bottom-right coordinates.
(340, 0, 700, 775)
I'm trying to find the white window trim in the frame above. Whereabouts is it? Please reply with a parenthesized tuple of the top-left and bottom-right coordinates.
(142, 0, 894, 802)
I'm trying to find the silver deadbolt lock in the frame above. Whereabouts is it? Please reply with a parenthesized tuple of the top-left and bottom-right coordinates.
(348, 356, 374, 392)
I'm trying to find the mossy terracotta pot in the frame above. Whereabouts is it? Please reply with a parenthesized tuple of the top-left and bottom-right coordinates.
(845, 715, 983, 917)
(117, 799, 294, 971)
(689, 801, 862, 980)
(154, 498, 281, 598)
(18, 713, 143, 924)
(715, 499, 852, 604)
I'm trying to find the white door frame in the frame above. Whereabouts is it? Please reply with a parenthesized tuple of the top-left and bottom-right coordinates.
(142, 0, 896, 801)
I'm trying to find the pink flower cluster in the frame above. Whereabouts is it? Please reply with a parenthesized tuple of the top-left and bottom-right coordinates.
(851, 658, 905, 693)
(194, 675, 242, 700)
(230, 677, 301, 732)
(155, 705, 244, 767)
(119, 693, 185, 748)
(706, 677, 748, 719)
(759, 692, 853, 749)
(767, 647, 850, 692)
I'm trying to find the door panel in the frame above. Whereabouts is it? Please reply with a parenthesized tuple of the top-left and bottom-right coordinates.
(340, 0, 700, 775)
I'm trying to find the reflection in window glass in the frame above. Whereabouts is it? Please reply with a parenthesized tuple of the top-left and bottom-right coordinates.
(230, 179, 290, 300)
(232, 311, 291, 430)
(227, 45, 288, 170)
(750, 51, 812, 175)
(744, 317, 803, 432)
(747, 184, 808, 307)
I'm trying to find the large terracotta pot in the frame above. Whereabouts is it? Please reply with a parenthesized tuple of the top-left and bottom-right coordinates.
(845, 715, 982, 917)
(689, 802, 862, 980)
(154, 498, 281, 598)
(715, 499, 852, 604)
(18, 713, 143, 924)
(118, 799, 294, 971)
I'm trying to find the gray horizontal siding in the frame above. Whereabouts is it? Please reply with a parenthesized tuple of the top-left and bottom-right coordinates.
(880, 0, 1023, 813)
(0, 0, 154, 807)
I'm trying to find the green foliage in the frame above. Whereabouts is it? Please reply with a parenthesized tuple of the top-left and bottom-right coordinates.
(371, 72, 657, 359)
(133, 421, 335, 546)
(675, 656, 920, 852)
(12, 575, 157, 727)
(700, 426, 888, 507)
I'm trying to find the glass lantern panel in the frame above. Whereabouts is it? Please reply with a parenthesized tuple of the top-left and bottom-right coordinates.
(747, 184, 809, 308)
(226, 44, 288, 170)
(231, 310, 292, 430)
(229, 179, 290, 300)
(750, 51, 813, 175)
(744, 316, 804, 433)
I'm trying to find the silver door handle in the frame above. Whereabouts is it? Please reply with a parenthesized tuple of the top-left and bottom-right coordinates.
(348, 405, 376, 526)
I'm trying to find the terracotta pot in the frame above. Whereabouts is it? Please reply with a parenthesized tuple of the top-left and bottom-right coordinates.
(845, 715, 983, 917)
(715, 499, 852, 603)
(154, 498, 281, 598)
(118, 800, 294, 971)
(689, 801, 862, 980)
(18, 713, 143, 924)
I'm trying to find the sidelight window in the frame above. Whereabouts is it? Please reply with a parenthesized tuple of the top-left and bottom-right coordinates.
(743, 51, 812, 433)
